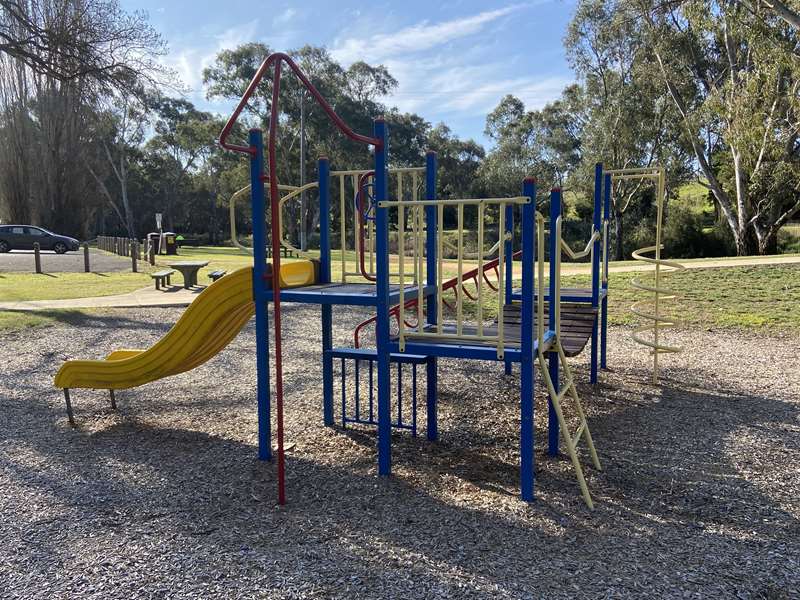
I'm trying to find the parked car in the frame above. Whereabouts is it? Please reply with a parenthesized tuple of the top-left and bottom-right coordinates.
(0, 225, 80, 254)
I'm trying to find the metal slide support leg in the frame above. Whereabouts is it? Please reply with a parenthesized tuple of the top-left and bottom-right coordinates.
(590, 319, 599, 384)
(257, 307, 272, 461)
(519, 178, 537, 502)
(520, 353, 535, 501)
(374, 118, 391, 476)
(64, 388, 75, 427)
(426, 356, 438, 441)
(322, 305, 334, 425)
(109, 389, 117, 410)
(600, 296, 608, 369)
(547, 351, 559, 456)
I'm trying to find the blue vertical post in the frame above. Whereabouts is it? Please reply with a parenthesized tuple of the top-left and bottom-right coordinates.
(601, 172, 611, 370)
(424, 150, 438, 442)
(374, 118, 391, 475)
(319, 157, 334, 425)
(249, 129, 272, 461)
(590, 163, 602, 384)
(547, 188, 562, 457)
(504, 202, 514, 375)
(520, 177, 536, 502)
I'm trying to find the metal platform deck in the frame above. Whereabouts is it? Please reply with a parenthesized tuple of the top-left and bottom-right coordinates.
(268, 283, 435, 306)
(389, 324, 555, 362)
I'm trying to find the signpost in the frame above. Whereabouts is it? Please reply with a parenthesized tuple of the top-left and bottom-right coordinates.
(155, 212, 164, 255)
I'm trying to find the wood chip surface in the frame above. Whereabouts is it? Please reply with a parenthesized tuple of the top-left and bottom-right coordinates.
(1, 305, 798, 598)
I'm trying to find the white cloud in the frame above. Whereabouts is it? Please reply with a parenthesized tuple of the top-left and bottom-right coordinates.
(327, 3, 569, 137)
(331, 5, 525, 64)
(162, 20, 260, 94)
(273, 8, 296, 26)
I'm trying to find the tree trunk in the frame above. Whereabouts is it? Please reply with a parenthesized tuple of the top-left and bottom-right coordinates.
(613, 206, 624, 261)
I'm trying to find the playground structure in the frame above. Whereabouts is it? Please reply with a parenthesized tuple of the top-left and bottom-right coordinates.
(53, 53, 697, 510)
(217, 53, 610, 507)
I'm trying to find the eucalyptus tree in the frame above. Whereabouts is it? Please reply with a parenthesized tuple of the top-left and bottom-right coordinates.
(636, 0, 800, 254)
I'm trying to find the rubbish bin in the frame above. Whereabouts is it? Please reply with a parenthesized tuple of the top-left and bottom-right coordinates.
(163, 232, 178, 255)
(147, 232, 161, 254)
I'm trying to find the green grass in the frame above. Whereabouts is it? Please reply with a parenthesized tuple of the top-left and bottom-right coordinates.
(529, 263, 800, 330)
(2, 246, 798, 333)
(0, 271, 151, 302)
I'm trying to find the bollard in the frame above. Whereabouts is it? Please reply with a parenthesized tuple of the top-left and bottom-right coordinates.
(34, 242, 42, 274)
(149, 243, 155, 266)
(131, 241, 138, 273)
(83, 243, 90, 272)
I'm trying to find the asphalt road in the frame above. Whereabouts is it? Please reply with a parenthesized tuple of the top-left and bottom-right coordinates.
(0, 249, 133, 273)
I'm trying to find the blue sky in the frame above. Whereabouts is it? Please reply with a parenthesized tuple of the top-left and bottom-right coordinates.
(121, 0, 577, 145)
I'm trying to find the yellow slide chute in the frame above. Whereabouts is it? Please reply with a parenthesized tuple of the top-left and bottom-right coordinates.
(54, 261, 317, 393)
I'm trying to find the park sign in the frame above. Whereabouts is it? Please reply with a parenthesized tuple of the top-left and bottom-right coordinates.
(155, 213, 162, 229)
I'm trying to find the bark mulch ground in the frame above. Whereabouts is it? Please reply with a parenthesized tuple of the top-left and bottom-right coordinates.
(1, 305, 798, 598)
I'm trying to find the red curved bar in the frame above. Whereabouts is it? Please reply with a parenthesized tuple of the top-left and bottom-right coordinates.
(352, 250, 524, 347)
(219, 52, 382, 154)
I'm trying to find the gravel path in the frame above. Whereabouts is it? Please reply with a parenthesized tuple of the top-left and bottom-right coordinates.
(0, 249, 131, 273)
(1, 305, 798, 598)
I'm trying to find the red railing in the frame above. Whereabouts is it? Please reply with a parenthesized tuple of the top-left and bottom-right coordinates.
(219, 52, 382, 155)
(219, 52, 381, 505)
(353, 250, 521, 347)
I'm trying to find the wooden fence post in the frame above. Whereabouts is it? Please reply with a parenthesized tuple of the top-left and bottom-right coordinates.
(83, 243, 90, 272)
(131, 241, 138, 273)
(34, 242, 41, 274)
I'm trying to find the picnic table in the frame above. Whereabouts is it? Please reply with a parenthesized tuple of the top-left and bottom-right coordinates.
(168, 260, 209, 289)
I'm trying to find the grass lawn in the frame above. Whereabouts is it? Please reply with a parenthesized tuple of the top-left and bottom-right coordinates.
(0, 271, 151, 302)
(1, 245, 798, 333)
(557, 263, 800, 329)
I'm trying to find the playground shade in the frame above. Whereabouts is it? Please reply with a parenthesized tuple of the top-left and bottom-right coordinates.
(54, 262, 317, 390)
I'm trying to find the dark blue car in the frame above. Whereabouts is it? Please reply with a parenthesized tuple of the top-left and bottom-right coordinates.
(0, 225, 80, 254)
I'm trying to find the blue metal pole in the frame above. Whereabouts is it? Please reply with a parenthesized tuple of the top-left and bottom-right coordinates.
(590, 162, 602, 384)
(601, 172, 611, 370)
(520, 177, 536, 502)
(249, 129, 271, 461)
(504, 202, 514, 375)
(319, 157, 334, 425)
(374, 118, 391, 476)
(547, 188, 562, 457)
(424, 150, 438, 442)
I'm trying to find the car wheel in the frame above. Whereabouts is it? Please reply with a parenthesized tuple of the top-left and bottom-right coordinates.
(54, 242, 68, 254)
(0, 240, 10, 253)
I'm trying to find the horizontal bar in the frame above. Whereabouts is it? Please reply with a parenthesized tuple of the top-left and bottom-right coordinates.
(328, 347, 429, 363)
(378, 197, 530, 208)
(403, 331, 507, 344)
(331, 167, 425, 176)
(605, 167, 662, 175)
(392, 341, 523, 362)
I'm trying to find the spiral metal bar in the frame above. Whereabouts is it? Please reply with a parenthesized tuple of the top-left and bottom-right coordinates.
(607, 166, 683, 383)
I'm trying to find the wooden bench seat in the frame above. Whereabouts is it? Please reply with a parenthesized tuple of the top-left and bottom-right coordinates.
(208, 269, 227, 282)
(150, 269, 176, 290)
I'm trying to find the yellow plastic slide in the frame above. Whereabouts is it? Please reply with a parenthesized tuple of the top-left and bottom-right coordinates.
(54, 261, 316, 391)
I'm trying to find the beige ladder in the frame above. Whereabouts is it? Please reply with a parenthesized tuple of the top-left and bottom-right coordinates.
(537, 336, 602, 509)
